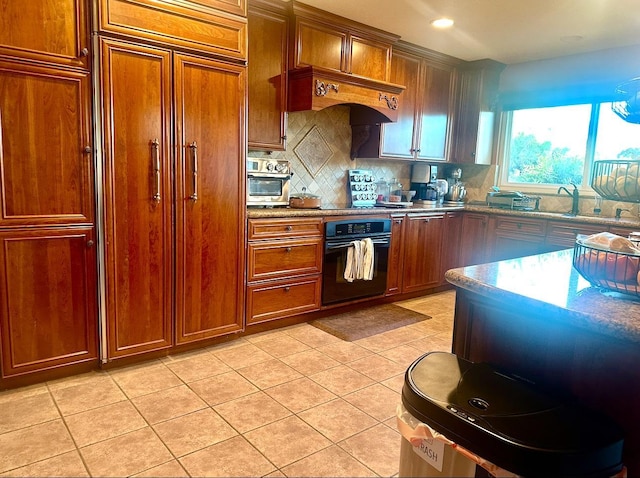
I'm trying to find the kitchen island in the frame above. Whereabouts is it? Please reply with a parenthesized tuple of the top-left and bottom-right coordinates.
(445, 249, 640, 475)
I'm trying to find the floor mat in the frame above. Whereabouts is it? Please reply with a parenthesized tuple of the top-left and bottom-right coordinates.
(310, 303, 430, 341)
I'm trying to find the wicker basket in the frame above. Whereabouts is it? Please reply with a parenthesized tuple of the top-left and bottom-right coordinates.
(573, 238, 640, 297)
(591, 159, 640, 202)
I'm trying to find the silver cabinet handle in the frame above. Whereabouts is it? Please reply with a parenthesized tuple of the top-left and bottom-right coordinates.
(189, 141, 198, 202)
(151, 139, 160, 202)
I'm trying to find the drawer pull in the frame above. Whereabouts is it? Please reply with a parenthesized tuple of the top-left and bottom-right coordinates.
(285, 247, 292, 253)
(284, 286, 290, 292)
(285, 226, 293, 231)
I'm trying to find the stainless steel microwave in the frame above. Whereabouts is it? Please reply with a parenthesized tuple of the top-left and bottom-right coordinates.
(247, 158, 291, 207)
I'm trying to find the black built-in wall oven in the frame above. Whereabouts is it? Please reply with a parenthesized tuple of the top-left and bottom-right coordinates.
(322, 218, 391, 305)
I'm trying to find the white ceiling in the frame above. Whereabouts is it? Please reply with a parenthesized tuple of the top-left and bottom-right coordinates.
(296, 0, 640, 64)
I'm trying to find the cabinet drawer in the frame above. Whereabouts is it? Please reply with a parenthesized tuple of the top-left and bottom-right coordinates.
(99, 0, 247, 60)
(248, 238, 322, 281)
(493, 216, 546, 235)
(248, 218, 323, 239)
(546, 221, 605, 248)
(247, 276, 321, 324)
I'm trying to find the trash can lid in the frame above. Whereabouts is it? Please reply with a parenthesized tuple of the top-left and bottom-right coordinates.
(402, 352, 624, 478)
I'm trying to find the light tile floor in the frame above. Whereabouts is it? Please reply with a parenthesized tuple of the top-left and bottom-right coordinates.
(0, 290, 456, 477)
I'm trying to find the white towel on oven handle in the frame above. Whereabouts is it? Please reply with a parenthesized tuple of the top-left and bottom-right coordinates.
(344, 240, 359, 282)
(343, 238, 374, 282)
(362, 238, 374, 280)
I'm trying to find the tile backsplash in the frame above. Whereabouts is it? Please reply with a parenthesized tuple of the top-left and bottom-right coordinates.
(249, 105, 640, 219)
(248, 106, 410, 208)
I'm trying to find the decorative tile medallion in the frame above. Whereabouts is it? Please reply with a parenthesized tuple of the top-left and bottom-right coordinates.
(293, 126, 334, 178)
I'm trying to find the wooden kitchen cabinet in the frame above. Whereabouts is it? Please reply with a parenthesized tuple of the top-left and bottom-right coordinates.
(488, 215, 547, 262)
(0, 60, 94, 227)
(247, 238, 323, 282)
(609, 225, 639, 237)
(290, 1, 397, 82)
(0, 0, 90, 70)
(441, 211, 463, 282)
(459, 212, 489, 266)
(97, 0, 248, 62)
(248, 0, 289, 151)
(402, 212, 446, 293)
(173, 54, 246, 345)
(545, 220, 605, 251)
(351, 44, 458, 161)
(100, 40, 173, 358)
(246, 217, 323, 325)
(386, 214, 406, 296)
(100, 38, 246, 357)
(452, 60, 505, 164)
(0, 228, 98, 384)
(0, 0, 98, 387)
(415, 60, 457, 161)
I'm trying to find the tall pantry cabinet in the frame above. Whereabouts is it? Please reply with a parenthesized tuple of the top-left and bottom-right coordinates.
(97, 0, 248, 359)
(0, 0, 98, 386)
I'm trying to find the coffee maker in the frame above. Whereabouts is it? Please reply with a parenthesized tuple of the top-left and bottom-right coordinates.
(410, 164, 438, 201)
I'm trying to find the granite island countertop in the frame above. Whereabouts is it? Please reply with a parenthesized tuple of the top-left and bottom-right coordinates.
(445, 248, 640, 344)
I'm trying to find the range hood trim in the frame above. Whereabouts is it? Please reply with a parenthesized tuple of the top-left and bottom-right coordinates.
(287, 66, 405, 123)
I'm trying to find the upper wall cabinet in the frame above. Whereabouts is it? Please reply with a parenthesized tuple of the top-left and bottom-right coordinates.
(351, 43, 459, 161)
(451, 59, 505, 164)
(97, 0, 248, 61)
(0, 60, 94, 226)
(0, 0, 90, 70)
(248, 0, 289, 151)
(289, 1, 399, 83)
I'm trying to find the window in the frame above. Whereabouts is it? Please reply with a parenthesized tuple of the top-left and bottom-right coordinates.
(499, 102, 640, 193)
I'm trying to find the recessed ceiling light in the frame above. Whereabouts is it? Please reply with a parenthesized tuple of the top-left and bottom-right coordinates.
(431, 18, 454, 29)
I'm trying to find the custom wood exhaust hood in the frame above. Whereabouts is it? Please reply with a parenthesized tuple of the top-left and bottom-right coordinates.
(288, 66, 405, 124)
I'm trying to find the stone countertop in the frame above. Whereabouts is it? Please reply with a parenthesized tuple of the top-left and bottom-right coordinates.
(247, 205, 465, 218)
(247, 203, 640, 228)
(445, 249, 640, 344)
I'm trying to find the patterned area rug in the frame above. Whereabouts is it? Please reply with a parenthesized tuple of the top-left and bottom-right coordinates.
(310, 304, 430, 341)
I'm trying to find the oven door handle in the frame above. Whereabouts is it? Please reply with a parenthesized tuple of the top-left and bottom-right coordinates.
(326, 239, 390, 250)
(247, 173, 291, 179)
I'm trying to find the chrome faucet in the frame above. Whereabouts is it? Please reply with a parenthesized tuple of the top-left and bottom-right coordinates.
(557, 183, 580, 216)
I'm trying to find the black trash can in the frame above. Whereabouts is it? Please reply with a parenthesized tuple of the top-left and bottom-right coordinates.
(399, 351, 624, 478)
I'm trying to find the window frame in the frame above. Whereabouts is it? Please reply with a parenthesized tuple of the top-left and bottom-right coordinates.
(496, 103, 604, 196)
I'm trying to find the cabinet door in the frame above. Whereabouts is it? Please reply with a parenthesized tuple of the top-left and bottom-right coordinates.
(416, 62, 455, 161)
(101, 39, 173, 359)
(248, 6, 288, 151)
(0, 228, 97, 380)
(294, 20, 346, 73)
(441, 212, 463, 284)
(0, 61, 94, 226)
(459, 213, 488, 266)
(380, 51, 420, 159)
(348, 35, 390, 81)
(386, 215, 405, 295)
(99, 0, 247, 61)
(452, 64, 502, 164)
(488, 216, 546, 262)
(403, 213, 445, 293)
(174, 54, 246, 344)
(0, 0, 90, 69)
(545, 221, 604, 251)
